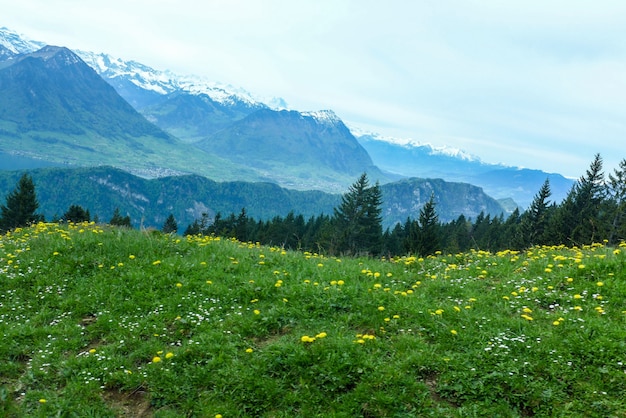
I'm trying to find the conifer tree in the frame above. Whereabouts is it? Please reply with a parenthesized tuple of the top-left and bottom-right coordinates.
(519, 178, 552, 247)
(416, 193, 440, 256)
(0, 173, 41, 231)
(607, 158, 626, 243)
(162, 213, 178, 234)
(64, 205, 91, 223)
(332, 173, 383, 255)
(110, 207, 131, 227)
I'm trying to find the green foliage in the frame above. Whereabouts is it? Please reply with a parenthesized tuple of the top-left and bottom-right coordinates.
(109, 207, 131, 228)
(63, 204, 91, 223)
(1, 222, 625, 416)
(0, 173, 42, 231)
(161, 213, 178, 234)
(332, 173, 383, 255)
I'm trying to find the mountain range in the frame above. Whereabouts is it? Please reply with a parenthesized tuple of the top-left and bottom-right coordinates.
(0, 26, 575, 226)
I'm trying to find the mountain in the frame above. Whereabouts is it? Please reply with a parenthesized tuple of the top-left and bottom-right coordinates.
(195, 108, 390, 191)
(380, 178, 507, 226)
(0, 44, 265, 180)
(0, 28, 388, 192)
(357, 133, 574, 209)
(0, 166, 508, 230)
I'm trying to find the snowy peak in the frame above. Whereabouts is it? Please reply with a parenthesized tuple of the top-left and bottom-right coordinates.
(0, 26, 45, 55)
(302, 110, 343, 126)
(354, 130, 481, 163)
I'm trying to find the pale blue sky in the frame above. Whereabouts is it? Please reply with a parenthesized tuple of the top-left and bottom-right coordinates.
(3, 0, 626, 178)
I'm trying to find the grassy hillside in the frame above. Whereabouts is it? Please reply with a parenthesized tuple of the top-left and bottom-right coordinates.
(1, 223, 625, 417)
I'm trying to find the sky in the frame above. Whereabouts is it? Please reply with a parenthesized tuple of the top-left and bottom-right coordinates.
(3, 0, 626, 178)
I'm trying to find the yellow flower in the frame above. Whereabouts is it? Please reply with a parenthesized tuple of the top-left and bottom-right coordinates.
(378, 306, 385, 311)
(39, 398, 47, 404)
(253, 309, 260, 315)
(89, 348, 96, 354)
(176, 283, 183, 288)
(315, 332, 327, 339)
(129, 254, 135, 259)
(152, 356, 162, 363)
(450, 329, 458, 335)
(152, 260, 161, 265)
(165, 352, 174, 359)
(596, 281, 604, 287)
(245, 348, 254, 353)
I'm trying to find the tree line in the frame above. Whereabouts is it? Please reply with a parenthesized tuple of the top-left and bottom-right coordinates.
(1, 154, 625, 257)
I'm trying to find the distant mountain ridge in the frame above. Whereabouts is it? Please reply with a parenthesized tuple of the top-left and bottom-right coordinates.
(0, 166, 509, 230)
(0, 26, 572, 215)
(357, 133, 574, 209)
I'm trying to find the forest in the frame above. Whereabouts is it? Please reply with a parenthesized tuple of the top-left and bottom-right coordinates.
(1, 154, 625, 257)
(185, 154, 626, 256)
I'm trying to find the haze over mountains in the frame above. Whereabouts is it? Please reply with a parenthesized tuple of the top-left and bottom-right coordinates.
(0, 26, 576, 228)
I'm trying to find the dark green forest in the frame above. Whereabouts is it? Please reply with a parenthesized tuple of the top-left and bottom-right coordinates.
(2, 154, 625, 257)
(183, 154, 626, 255)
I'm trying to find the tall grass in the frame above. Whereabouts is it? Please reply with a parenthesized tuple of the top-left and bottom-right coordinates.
(1, 222, 625, 417)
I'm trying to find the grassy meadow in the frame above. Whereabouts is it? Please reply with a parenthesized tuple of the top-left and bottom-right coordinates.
(1, 222, 625, 417)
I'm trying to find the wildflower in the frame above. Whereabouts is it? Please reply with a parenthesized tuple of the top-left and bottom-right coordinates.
(176, 283, 183, 288)
(301, 335, 316, 343)
(450, 329, 458, 335)
(152, 260, 161, 265)
(435, 309, 444, 315)
(245, 348, 254, 353)
(253, 310, 260, 315)
(129, 254, 135, 259)
(89, 348, 96, 354)
(378, 306, 385, 311)
(39, 399, 47, 404)
(337, 280, 345, 286)
(522, 307, 533, 313)
(453, 306, 461, 312)
(521, 314, 533, 321)
(152, 356, 162, 363)
(597, 281, 604, 287)
(553, 320, 561, 326)
(165, 352, 174, 359)
(315, 332, 327, 339)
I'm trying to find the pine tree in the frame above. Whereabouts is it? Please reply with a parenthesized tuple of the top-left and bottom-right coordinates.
(519, 178, 552, 247)
(64, 205, 91, 223)
(416, 194, 440, 256)
(162, 213, 178, 234)
(0, 173, 42, 231)
(607, 158, 626, 243)
(110, 207, 131, 227)
(332, 173, 383, 255)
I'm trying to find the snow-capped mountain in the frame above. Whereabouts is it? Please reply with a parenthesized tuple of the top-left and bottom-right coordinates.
(0, 26, 45, 54)
(0, 27, 279, 110)
(351, 129, 482, 163)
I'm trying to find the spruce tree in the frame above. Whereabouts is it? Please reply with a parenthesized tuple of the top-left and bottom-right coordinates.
(162, 213, 178, 234)
(332, 173, 383, 255)
(0, 173, 41, 231)
(519, 178, 552, 247)
(416, 194, 440, 256)
(63, 205, 91, 223)
(607, 158, 626, 243)
(110, 207, 131, 227)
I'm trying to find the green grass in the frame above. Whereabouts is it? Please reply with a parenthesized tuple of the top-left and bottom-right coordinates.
(1, 222, 625, 417)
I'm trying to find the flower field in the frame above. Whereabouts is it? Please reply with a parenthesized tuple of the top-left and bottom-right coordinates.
(1, 222, 625, 417)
